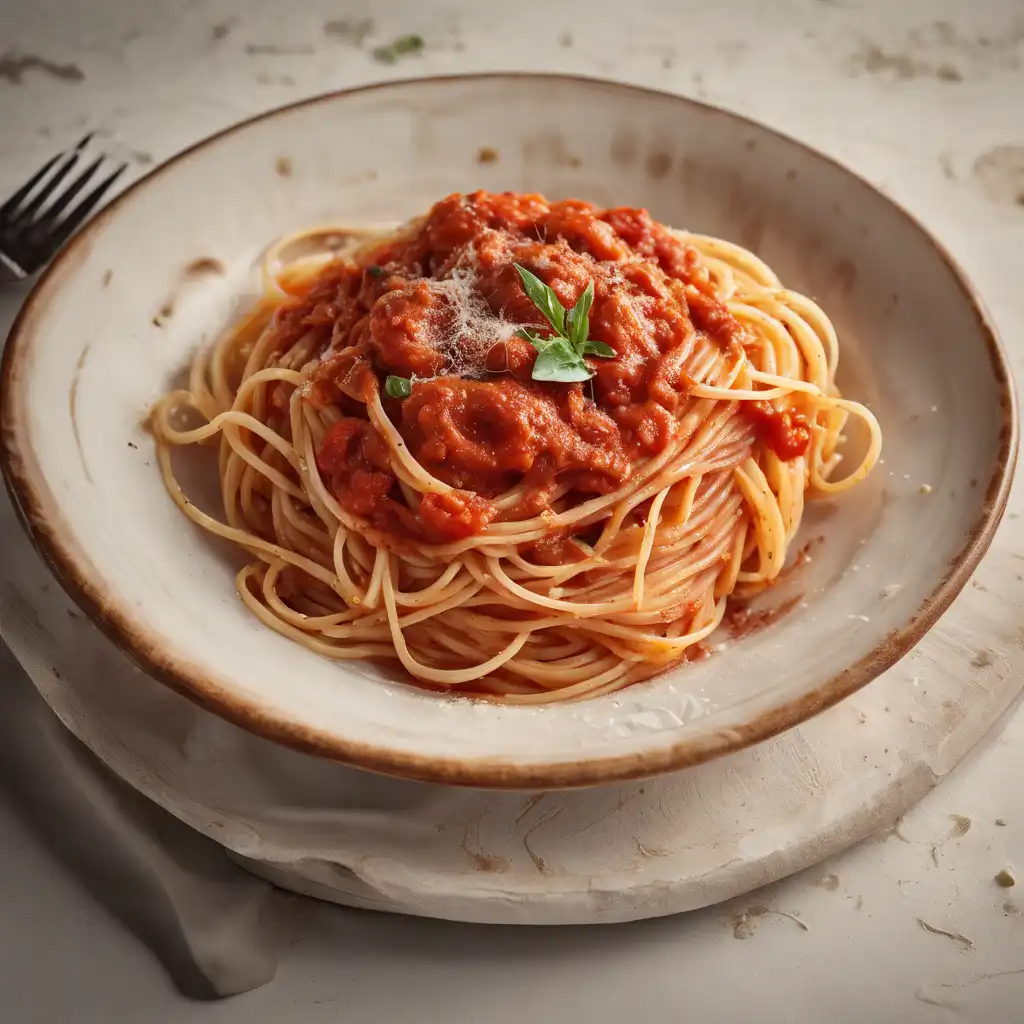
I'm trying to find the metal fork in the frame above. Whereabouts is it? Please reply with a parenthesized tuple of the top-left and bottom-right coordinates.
(0, 135, 128, 283)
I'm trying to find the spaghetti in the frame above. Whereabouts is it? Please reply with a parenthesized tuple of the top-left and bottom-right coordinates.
(151, 191, 880, 703)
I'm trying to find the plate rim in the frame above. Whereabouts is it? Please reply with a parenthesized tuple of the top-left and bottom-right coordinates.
(1, 72, 1018, 788)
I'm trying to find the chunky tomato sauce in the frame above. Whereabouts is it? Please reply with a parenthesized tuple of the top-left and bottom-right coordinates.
(744, 401, 812, 462)
(284, 192, 805, 544)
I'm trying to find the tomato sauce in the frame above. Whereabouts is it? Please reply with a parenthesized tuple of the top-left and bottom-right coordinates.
(744, 401, 812, 461)
(293, 192, 801, 544)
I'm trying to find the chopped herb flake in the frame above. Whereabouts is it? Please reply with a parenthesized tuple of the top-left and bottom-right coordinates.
(385, 375, 412, 399)
(372, 34, 425, 64)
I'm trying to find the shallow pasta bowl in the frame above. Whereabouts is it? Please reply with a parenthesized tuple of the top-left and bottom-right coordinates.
(1, 74, 1016, 788)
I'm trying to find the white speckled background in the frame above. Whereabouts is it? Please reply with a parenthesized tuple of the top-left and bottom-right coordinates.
(1, 0, 1022, 1020)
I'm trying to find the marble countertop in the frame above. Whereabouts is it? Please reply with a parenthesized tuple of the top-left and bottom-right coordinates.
(0, 0, 1021, 1020)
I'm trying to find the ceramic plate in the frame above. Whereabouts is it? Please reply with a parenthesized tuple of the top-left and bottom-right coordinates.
(1, 75, 1016, 787)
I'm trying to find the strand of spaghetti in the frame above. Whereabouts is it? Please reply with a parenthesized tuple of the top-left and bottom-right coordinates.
(381, 566, 530, 684)
(365, 392, 452, 495)
(672, 474, 701, 526)
(480, 410, 728, 546)
(609, 524, 743, 619)
(396, 582, 484, 627)
(505, 550, 606, 579)
(262, 572, 479, 640)
(506, 493, 739, 602)
(716, 520, 749, 598)
(695, 257, 738, 299)
(729, 304, 785, 375)
(237, 304, 290, 383)
(743, 369, 834, 396)
(219, 421, 305, 501)
(262, 225, 386, 293)
(391, 561, 465, 606)
(208, 326, 236, 411)
(270, 490, 328, 564)
(733, 458, 787, 582)
(589, 414, 740, 556)
(300, 422, 436, 570)
(331, 527, 365, 606)
(504, 656, 627, 691)
(466, 408, 720, 544)
(362, 547, 390, 609)
(741, 296, 829, 390)
(296, 414, 351, 527)
(158, 445, 349, 593)
(156, 398, 302, 478)
(217, 421, 305, 501)
(220, 449, 252, 533)
(808, 398, 882, 491)
(275, 489, 332, 550)
(593, 446, 743, 560)
(237, 567, 396, 660)
(231, 365, 306, 405)
(770, 289, 841, 380)
(482, 555, 694, 617)
(520, 633, 592, 658)
(456, 607, 716, 655)
(502, 488, 740, 600)
(689, 381, 809, 401)
(261, 562, 373, 630)
(237, 445, 270, 531)
(505, 647, 615, 675)
(185, 345, 222, 423)
(493, 480, 572, 513)
(765, 451, 801, 544)
(677, 232, 782, 288)
(633, 486, 671, 611)
(413, 626, 598, 684)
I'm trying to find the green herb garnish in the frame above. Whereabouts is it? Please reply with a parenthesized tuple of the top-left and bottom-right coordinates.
(367, 264, 385, 278)
(512, 265, 614, 384)
(372, 34, 424, 64)
(385, 375, 412, 399)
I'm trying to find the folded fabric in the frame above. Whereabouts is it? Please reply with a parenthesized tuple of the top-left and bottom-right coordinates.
(0, 645, 286, 999)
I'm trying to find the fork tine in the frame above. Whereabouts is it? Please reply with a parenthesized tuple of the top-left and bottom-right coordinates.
(0, 134, 99, 226)
(0, 134, 95, 224)
(6, 150, 84, 226)
(0, 152, 64, 221)
(49, 163, 128, 249)
(33, 156, 104, 227)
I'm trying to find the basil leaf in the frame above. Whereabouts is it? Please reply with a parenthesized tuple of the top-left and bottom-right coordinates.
(513, 263, 566, 335)
(566, 281, 594, 350)
(530, 337, 594, 383)
(367, 264, 385, 278)
(385, 375, 412, 399)
(515, 327, 551, 351)
(578, 339, 615, 359)
(512, 269, 613, 384)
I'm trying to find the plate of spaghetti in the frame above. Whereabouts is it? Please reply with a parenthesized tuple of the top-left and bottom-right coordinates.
(2, 75, 1015, 787)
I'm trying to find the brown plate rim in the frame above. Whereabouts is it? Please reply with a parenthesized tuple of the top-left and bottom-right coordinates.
(1, 72, 1018, 789)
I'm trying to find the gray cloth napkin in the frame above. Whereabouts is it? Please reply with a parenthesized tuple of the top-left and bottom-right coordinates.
(0, 642, 285, 999)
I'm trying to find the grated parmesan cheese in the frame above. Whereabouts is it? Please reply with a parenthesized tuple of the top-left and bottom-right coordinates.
(422, 265, 527, 380)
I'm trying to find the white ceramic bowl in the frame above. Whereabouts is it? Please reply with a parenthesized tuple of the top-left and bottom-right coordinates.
(1, 75, 1016, 787)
